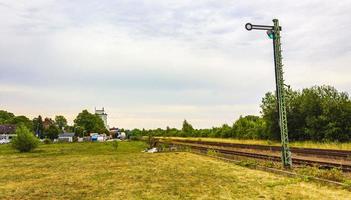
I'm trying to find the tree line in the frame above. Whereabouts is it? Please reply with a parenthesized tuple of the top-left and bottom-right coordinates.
(2, 85, 350, 142)
(130, 85, 351, 142)
(0, 109, 108, 140)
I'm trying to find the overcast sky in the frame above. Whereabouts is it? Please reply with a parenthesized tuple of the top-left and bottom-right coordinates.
(1, 0, 350, 129)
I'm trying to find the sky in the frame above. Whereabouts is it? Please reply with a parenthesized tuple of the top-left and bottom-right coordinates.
(1, 0, 351, 129)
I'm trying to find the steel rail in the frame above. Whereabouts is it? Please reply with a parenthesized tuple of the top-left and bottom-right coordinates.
(166, 139, 351, 159)
(157, 141, 351, 172)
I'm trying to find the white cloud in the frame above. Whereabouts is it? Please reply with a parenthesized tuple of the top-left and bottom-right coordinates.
(0, 0, 350, 128)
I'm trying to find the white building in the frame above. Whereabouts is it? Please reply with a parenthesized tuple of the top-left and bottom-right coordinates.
(58, 133, 75, 142)
(0, 125, 16, 144)
(0, 134, 16, 144)
(95, 107, 109, 129)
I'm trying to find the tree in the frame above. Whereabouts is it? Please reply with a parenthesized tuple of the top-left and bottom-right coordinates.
(260, 85, 351, 142)
(74, 110, 107, 134)
(299, 86, 351, 141)
(55, 115, 67, 130)
(11, 124, 39, 152)
(33, 115, 44, 138)
(74, 126, 85, 137)
(0, 110, 15, 124)
(181, 120, 194, 137)
(219, 124, 233, 138)
(232, 115, 266, 139)
(0, 111, 33, 130)
(9, 115, 33, 130)
(45, 124, 60, 140)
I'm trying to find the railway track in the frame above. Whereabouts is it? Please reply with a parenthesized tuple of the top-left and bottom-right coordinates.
(167, 139, 351, 159)
(157, 140, 351, 172)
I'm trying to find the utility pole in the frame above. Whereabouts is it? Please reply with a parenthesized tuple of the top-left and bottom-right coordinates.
(245, 19, 292, 168)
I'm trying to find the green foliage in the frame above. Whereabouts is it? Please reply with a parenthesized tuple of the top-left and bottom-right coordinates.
(74, 126, 85, 137)
(232, 115, 266, 139)
(296, 166, 344, 182)
(11, 124, 39, 152)
(181, 120, 194, 137)
(0, 110, 15, 124)
(55, 115, 67, 130)
(44, 124, 60, 140)
(261, 85, 351, 142)
(9, 116, 33, 130)
(124, 85, 351, 142)
(2, 84, 350, 143)
(74, 110, 107, 134)
(206, 149, 218, 156)
(0, 110, 33, 130)
(43, 138, 52, 144)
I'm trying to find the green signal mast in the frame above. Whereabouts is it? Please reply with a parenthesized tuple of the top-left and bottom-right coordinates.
(245, 19, 292, 168)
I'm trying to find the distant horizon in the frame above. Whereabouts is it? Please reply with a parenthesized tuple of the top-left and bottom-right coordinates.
(2, 106, 259, 129)
(1, 1, 351, 129)
(3, 83, 350, 130)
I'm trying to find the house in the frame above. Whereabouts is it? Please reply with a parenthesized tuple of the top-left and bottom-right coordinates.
(109, 127, 119, 138)
(0, 125, 16, 144)
(43, 118, 55, 129)
(58, 133, 75, 142)
(0, 134, 16, 144)
(0, 124, 16, 134)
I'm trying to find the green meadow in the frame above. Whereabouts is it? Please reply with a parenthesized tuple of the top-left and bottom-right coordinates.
(0, 141, 350, 199)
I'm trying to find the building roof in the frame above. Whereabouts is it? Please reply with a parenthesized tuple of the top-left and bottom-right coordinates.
(58, 133, 75, 137)
(0, 125, 16, 134)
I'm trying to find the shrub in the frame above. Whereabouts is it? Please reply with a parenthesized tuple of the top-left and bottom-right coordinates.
(43, 138, 52, 144)
(207, 149, 218, 156)
(11, 124, 39, 152)
(296, 166, 344, 182)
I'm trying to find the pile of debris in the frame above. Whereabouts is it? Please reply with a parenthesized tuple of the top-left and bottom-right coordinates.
(143, 147, 158, 153)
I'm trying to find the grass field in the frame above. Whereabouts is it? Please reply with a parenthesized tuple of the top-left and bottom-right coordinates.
(161, 137, 351, 150)
(1, 141, 350, 200)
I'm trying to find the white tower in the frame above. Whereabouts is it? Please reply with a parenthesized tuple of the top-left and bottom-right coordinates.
(95, 107, 109, 130)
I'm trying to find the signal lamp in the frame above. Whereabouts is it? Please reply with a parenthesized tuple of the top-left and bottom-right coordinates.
(266, 30, 275, 39)
(245, 23, 253, 31)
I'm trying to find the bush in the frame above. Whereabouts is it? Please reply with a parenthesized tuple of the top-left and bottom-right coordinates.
(296, 166, 344, 182)
(43, 138, 52, 144)
(11, 124, 39, 152)
(207, 149, 218, 156)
